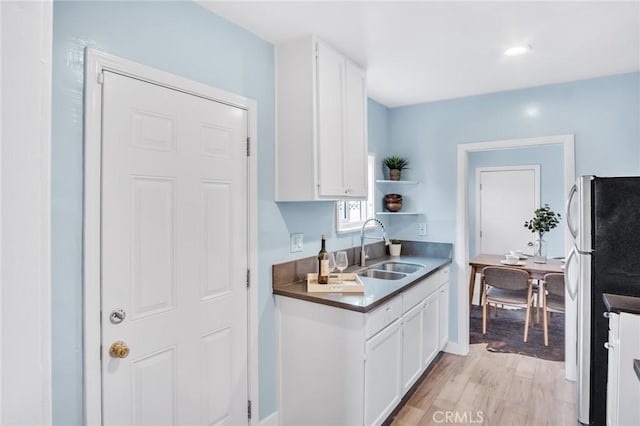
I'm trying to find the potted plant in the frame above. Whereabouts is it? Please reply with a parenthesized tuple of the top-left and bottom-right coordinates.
(524, 204, 561, 263)
(383, 156, 409, 181)
(389, 239, 402, 256)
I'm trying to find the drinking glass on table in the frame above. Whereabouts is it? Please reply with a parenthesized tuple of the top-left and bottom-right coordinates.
(335, 251, 348, 283)
(327, 253, 336, 282)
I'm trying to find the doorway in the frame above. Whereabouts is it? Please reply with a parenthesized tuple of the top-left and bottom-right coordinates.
(83, 49, 259, 424)
(454, 135, 576, 381)
(470, 165, 540, 305)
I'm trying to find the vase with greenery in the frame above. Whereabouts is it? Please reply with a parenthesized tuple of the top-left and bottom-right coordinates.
(383, 156, 409, 181)
(524, 204, 561, 263)
(389, 239, 402, 256)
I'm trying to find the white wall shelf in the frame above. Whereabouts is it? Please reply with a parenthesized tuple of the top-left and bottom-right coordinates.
(376, 212, 421, 215)
(376, 180, 421, 215)
(376, 180, 419, 185)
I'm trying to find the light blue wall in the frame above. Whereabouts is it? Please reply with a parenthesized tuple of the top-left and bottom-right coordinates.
(52, 2, 391, 422)
(271, 99, 390, 257)
(51, 2, 639, 421)
(52, 1, 278, 423)
(388, 72, 640, 343)
(468, 145, 565, 258)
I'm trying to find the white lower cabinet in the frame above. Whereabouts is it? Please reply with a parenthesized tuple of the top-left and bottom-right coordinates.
(606, 311, 640, 426)
(438, 282, 450, 350)
(365, 319, 403, 426)
(422, 292, 439, 366)
(401, 302, 424, 394)
(277, 266, 450, 426)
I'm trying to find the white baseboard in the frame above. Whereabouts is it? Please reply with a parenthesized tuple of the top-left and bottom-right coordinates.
(443, 341, 469, 356)
(260, 411, 279, 426)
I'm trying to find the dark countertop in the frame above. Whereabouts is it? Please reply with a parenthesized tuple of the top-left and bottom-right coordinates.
(273, 254, 452, 313)
(603, 293, 640, 315)
(634, 359, 640, 382)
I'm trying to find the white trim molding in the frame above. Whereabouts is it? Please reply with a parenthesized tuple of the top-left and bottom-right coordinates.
(0, 1, 52, 424)
(455, 135, 575, 375)
(84, 49, 260, 425)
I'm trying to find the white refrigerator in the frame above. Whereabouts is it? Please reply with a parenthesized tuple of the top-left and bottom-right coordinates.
(565, 175, 640, 425)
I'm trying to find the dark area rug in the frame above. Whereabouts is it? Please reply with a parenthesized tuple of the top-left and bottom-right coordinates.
(469, 305, 564, 361)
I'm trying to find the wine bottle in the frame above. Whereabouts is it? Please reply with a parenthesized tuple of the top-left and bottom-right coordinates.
(317, 235, 329, 284)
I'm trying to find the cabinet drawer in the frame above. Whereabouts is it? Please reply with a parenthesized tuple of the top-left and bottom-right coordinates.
(366, 297, 403, 339)
(403, 278, 430, 313)
(439, 267, 450, 285)
(403, 274, 440, 313)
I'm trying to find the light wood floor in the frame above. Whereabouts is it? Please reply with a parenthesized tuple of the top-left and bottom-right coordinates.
(391, 344, 576, 426)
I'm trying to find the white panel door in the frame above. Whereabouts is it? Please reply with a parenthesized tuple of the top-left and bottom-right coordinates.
(101, 71, 248, 426)
(478, 166, 540, 255)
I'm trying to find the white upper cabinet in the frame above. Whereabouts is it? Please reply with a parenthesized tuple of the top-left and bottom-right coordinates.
(276, 36, 368, 201)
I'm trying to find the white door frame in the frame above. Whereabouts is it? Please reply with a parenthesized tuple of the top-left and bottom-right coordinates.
(0, 1, 52, 424)
(454, 134, 575, 380)
(475, 165, 541, 255)
(84, 49, 259, 425)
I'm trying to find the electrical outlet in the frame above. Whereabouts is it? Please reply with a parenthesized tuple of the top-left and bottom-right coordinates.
(418, 223, 427, 236)
(290, 233, 303, 252)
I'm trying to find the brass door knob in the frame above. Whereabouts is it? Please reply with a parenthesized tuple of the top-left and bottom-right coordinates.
(109, 341, 130, 359)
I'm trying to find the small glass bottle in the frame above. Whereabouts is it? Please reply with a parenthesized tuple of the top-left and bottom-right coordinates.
(317, 235, 329, 284)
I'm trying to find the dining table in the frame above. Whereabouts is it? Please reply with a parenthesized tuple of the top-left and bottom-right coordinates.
(468, 253, 564, 307)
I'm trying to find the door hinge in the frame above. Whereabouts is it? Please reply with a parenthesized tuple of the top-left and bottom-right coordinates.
(480, 230, 483, 238)
(246, 137, 251, 157)
(97, 72, 104, 85)
(248, 400, 252, 419)
(480, 183, 483, 190)
(247, 269, 250, 288)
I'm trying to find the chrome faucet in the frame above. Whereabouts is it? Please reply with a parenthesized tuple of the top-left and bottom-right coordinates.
(360, 218, 390, 266)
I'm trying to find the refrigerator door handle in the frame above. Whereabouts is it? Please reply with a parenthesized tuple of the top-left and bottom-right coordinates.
(565, 246, 579, 300)
(566, 184, 578, 239)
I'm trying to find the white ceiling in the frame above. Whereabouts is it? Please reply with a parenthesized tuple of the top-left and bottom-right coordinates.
(200, 1, 640, 108)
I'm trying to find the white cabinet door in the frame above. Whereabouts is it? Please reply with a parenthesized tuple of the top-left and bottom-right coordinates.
(607, 312, 640, 426)
(438, 283, 450, 350)
(316, 41, 345, 198)
(606, 313, 619, 426)
(401, 302, 423, 393)
(422, 292, 439, 367)
(342, 59, 367, 197)
(618, 312, 640, 425)
(275, 36, 368, 201)
(365, 320, 402, 426)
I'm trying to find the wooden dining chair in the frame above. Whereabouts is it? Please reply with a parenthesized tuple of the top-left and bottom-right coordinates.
(481, 266, 535, 342)
(542, 273, 565, 346)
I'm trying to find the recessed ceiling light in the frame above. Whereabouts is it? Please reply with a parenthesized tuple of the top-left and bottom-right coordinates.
(504, 45, 531, 57)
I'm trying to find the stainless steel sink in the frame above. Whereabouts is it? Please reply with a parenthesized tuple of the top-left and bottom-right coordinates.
(358, 269, 407, 280)
(374, 262, 425, 274)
